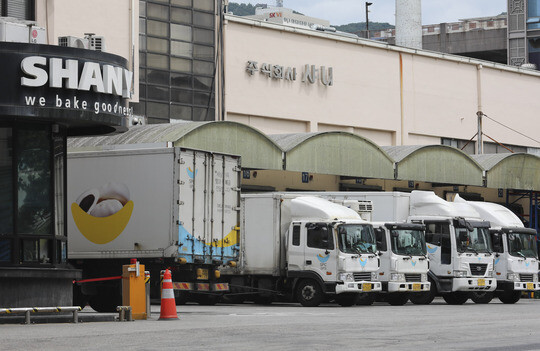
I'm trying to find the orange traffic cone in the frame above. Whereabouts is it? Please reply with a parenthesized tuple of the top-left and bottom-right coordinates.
(159, 269, 179, 320)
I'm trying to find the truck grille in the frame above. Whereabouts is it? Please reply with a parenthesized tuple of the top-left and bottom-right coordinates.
(469, 263, 487, 276)
(353, 272, 372, 282)
(520, 274, 534, 282)
(405, 274, 421, 282)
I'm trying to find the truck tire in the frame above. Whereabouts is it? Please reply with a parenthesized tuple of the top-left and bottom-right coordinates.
(296, 279, 323, 307)
(335, 293, 358, 307)
(470, 291, 494, 304)
(442, 292, 469, 305)
(498, 290, 521, 304)
(409, 278, 436, 305)
(356, 293, 376, 305)
(386, 292, 409, 306)
(89, 290, 121, 313)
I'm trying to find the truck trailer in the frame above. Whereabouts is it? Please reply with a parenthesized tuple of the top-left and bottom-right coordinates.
(454, 196, 539, 304)
(68, 146, 242, 311)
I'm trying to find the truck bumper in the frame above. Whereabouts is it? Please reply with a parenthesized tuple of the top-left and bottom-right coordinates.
(452, 277, 496, 292)
(513, 282, 540, 291)
(387, 281, 431, 293)
(336, 281, 382, 294)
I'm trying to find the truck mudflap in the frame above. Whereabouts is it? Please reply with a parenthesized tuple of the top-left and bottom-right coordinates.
(513, 282, 540, 291)
(452, 277, 496, 292)
(172, 282, 229, 292)
(335, 281, 382, 294)
(388, 281, 431, 293)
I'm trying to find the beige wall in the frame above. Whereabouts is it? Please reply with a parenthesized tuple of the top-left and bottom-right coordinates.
(224, 17, 540, 150)
(35, 0, 139, 101)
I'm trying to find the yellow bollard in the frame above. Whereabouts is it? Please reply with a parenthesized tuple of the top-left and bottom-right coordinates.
(122, 259, 147, 320)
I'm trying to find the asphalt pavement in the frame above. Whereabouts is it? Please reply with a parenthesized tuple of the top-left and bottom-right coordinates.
(1, 298, 539, 351)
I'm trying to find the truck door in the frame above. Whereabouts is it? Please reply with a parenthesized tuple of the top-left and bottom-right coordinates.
(424, 221, 452, 277)
(287, 223, 304, 272)
(303, 223, 338, 281)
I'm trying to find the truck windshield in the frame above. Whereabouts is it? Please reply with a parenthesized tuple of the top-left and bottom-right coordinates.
(507, 232, 538, 258)
(455, 227, 492, 254)
(337, 224, 377, 254)
(390, 229, 427, 256)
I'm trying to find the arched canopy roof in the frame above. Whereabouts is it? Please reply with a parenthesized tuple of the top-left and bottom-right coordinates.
(68, 122, 283, 170)
(270, 132, 395, 179)
(472, 153, 540, 190)
(383, 145, 484, 186)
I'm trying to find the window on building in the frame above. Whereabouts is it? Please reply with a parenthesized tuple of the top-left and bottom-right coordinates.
(134, 0, 216, 122)
(0, 0, 35, 20)
(0, 124, 67, 267)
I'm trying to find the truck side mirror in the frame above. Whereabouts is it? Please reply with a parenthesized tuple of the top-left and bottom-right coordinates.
(459, 231, 469, 242)
(375, 228, 384, 242)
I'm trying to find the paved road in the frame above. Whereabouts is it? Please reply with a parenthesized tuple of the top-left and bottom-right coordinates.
(1, 298, 540, 351)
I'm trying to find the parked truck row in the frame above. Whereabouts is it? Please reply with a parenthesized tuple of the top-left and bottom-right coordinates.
(67, 145, 539, 311)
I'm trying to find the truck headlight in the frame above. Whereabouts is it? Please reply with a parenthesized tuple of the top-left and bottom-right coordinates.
(390, 273, 405, 282)
(535, 274, 539, 283)
(338, 273, 355, 283)
(453, 270, 467, 278)
(421, 273, 428, 282)
(486, 270, 493, 278)
(507, 273, 519, 281)
(371, 272, 378, 281)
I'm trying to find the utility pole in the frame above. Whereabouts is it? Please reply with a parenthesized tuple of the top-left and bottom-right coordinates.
(365, 2, 372, 39)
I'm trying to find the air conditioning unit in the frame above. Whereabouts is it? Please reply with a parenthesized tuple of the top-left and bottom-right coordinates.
(57, 34, 106, 51)
(58, 36, 89, 49)
(332, 199, 373, 221)
(0, 17, 46, 44)
(87, 35, 106, 51)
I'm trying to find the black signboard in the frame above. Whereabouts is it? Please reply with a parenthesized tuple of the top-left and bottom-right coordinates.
(0, 42, 131, 135)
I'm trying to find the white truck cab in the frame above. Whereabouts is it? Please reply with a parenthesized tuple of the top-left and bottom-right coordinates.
(455, 197, 539, 304)
(408, 191, 496, 305)
(372, 222, 431, 305)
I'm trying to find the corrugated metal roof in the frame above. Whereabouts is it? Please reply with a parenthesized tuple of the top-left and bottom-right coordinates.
(269, 132, 395, 179)
(68, 122, 283, 170)
(472, 153, 540, 190)
(383, 145, 484, 186)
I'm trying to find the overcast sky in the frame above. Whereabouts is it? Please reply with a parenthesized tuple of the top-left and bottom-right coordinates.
(235, 0, 507, 26)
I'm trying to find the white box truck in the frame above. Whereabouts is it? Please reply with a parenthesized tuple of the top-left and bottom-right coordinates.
(222, 193, 382, 307)
(68, 146, 242, 311)
(300, 191, 497, 305)
(283, 192, 431, 305)
(454, 196, 539, 304)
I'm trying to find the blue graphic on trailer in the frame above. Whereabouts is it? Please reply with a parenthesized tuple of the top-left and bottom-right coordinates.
(178, 224, 238, 263)
(187, 167, 197, 179)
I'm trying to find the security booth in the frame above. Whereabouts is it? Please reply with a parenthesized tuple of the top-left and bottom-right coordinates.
(0, 42, 131, 307)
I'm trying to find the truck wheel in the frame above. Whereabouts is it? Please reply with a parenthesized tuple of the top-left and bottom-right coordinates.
(175, 291, 188, 305)
(498, 290, 521, 304)
(470, 291, 494, 304)
(296, 279, 323, 307)
(386, 293, 409, 306)
(356, 293, 376, 305)
(409, 278, 436, 305)
(442, 292, 469, 305)
(335, 293, 358, 307)
(89, 291, 121, 313)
